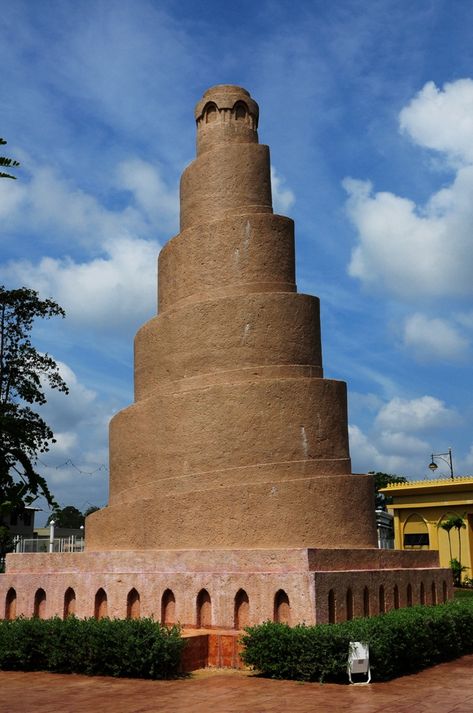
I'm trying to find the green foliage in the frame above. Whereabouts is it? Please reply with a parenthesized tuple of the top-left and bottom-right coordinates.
(0, 286, 68, 515)
(241, 598, 473, 682)
(454, 586, 473, 598)
(450, 558, 466, 587)
(0, 616, 185, 679)
(0, 138, 19, 180)
(84, 505, 100, 517)
(370, 472, 407, 509)
(47, 505, 84, 528)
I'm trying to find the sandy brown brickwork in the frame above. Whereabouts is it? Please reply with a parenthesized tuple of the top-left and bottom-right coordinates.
(0, 85, 452, 635)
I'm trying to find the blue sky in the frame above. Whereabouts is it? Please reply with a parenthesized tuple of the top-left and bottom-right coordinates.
(2, 0, 473, 523)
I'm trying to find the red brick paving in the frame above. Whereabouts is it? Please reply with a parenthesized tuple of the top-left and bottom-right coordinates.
(1, 655, 473, 713)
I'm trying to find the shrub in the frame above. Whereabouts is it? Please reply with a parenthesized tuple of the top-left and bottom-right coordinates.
(0, 617, 184, 679)
(241, 598, 473, 682)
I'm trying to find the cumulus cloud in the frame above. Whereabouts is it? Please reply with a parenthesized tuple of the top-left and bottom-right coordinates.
(41, 360, 97, 431)
(116, 158, 179, 232)
(399, 78, 473, 166)
(350, 393, 456, 477)
(377, 430, 429, 455)
(271, 166, 295, 213)
(375, 395, 457, 432)
(3, 236, 159, 332)
(403, 312, 469, 361)
(35, 360, 111, 512)
(349, 424, 411, 474)
(0, 157, 178, 246)
(344, 79, 473, 300)
(0, 165, 142, 249)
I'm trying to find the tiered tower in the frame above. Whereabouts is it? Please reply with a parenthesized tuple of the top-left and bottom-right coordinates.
(1, 86, 451, 633)
(87, 84, 378, 552)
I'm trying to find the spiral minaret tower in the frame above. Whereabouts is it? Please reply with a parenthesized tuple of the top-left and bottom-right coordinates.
(1, 86, 450, 634)
(87, 85, 378, 551)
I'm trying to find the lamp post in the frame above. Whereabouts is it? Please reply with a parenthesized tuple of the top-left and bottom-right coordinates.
(428, 448, 454, 479)
(49, 519, 55, 553)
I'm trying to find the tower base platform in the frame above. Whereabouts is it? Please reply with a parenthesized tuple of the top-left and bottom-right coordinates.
(1, 547, 452, 627)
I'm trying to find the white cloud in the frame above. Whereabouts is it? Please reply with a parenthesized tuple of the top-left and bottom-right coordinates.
(0, 158, 178, 248)
(375, 395, 457, 432)
(271, 166, 295, 214)
(377, 430, 429, 456)
(403, 312, 469, 361)
(36, 360, 111, 508)
(344, 170, 473, 299)
(52, 431, 79, 454)
(344, 79, 473, 300)
(3, 236, 159, 332)
(117, 158, 179, 231)
(41, 360, 96, 432)
(399, 79, 473, 166)
(349, 424, 410, 474)
(0, 165, 143, 249)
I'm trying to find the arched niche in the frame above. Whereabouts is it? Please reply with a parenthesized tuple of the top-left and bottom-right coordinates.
(420, 582, 425, 605)
(406, 583, 413, 607)
(442, 580, 448, 603)
(431, 581, 437, 605)
(94, 588, 108, 620)
(233, 101, 248, 122)
(126, 588, 140, 620)
(328, 589, 336, 624)
(403, 513, 429, 549)
(346, 589, 353, 621)
(379, 585, 385, 614)
(5, 588, 16, 620)
(63, 587, 76, 618)
(393, 584, 400, 609)
(234, 589, 249, 630)
(196, 589, 212, 629)
(161, 589, 176, 626)
(204, 102, 218, 124)
(273, 589, 290, 625)
(34, 588, 46, 619)
(363, 586, 370, 617)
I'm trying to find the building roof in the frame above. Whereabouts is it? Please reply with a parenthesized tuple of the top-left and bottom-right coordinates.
(379, 475, 473, 497)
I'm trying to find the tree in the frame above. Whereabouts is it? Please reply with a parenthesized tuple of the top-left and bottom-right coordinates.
(0, 524, 15, 573)
(0, 286, 68, 519)
(84, 505, 100, 517)
(451, 515, 466, 566)
(370, 472, 408, 509)
(47, 505, 84, 529)
(0, 138, 20, 180)
(439, 518, 454, 561)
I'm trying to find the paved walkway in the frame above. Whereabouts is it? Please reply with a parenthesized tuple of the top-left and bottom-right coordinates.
(1, 655, 473, 712)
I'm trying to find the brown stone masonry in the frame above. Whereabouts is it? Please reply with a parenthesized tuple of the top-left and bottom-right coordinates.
(0, 85, 451, 635)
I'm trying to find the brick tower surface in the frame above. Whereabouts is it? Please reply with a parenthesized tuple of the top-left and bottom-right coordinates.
(86, 83, 378, 552)
(1, 86, 452, 628)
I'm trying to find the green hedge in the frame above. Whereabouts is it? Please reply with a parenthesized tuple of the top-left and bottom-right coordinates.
(241, 598, 473, 682)
(0, 617, 184, 679)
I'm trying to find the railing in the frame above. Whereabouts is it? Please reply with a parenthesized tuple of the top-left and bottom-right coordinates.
(14, 536, 85, 553)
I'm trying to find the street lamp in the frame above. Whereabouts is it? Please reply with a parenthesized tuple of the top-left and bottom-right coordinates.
(428, 448, 454, 479)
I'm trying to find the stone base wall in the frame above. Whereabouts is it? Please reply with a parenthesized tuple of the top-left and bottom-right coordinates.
(0, 548, 452, 629)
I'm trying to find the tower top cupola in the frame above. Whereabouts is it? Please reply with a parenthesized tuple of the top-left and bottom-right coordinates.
(194, 85, 259, 155)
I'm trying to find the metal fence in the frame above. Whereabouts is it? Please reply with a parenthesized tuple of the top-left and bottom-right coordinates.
(14, 536, 85, 553)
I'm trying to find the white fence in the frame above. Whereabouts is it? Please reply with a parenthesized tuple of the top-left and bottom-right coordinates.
(14, 536, 85, 553)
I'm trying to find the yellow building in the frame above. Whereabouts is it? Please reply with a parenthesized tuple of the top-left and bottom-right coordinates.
(380, 476, 473, 582)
